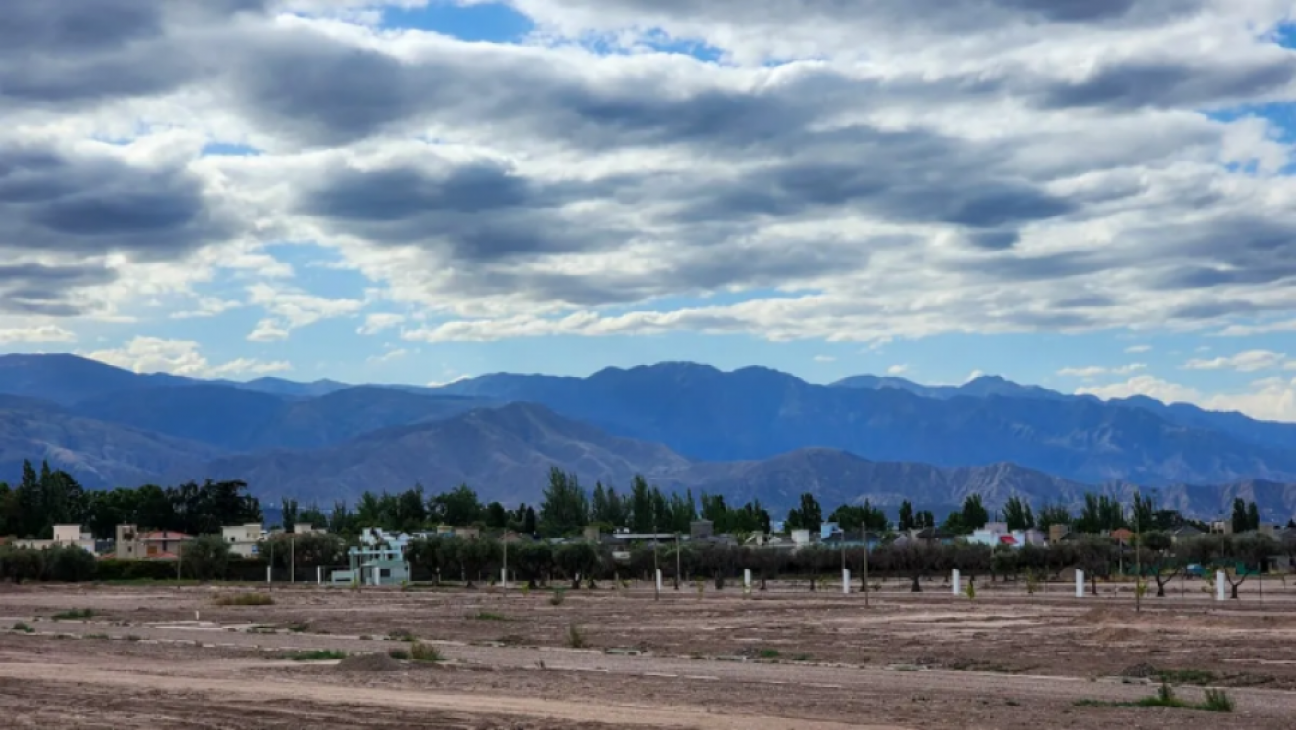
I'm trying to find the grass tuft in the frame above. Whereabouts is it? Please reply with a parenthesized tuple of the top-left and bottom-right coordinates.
(471, 611, 510, 622)
(282, 650, 347, 661)
(11, 622, 33, 633)
(212, 593, 275, 606)
(387, 628, 416, 642)
(52, 609, 94, 621)
(566, 622, 588, 649)
(409, 642, 443, 663)
(1075, 682, 1234, 713)
(549, 588, 566, 606)
(388, 649, 411, 660)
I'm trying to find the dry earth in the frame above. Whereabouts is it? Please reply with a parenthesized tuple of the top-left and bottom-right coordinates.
(2, 577, 1296, 728)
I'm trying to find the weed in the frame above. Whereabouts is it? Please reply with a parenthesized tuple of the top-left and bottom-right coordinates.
(409, 642, 443, 663)
(84, 633, 110, 640)
(359, 635, 372, 641)
(792, 653, 813, 662)
(287, 622, 310, 633)
(497, 634, 526, 646)
(11, 622, 33, 633)
(1157, 668, 1218, 685)
(52, 609, 94, 621)
(472, 611, 510, 622)
(282, 650, 347, 661)
(388, 649, 410, 660)
(1202, 689, 1234, 712)
(758, 649, 780, 659)
(387, 628, 416, 642)
(212, 593, 274, 606)
(125, 635, 141, 642)
(964, 582, 976, 600)
(566, 622, 588, 649)
(549, 588, 566, 606)
(1005, 700, 1020, 707)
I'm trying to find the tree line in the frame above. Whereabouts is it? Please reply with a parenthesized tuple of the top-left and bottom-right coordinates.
(0, 461, 261, 539)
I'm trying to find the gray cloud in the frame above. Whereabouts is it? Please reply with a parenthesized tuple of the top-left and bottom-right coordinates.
(0, 262, 117, 316)
(0, 140, 234, 262)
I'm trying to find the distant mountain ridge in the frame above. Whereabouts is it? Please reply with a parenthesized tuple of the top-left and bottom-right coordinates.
(0, 353, 1294, 520)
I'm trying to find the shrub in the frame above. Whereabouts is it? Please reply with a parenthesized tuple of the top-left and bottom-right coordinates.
(566, 622, 587, 649)
(549, 588, 566, 606)
(409, 642, 443, 663)
(46, 546, 97, 582)
(212, 593, 274, 606)
(1202, 689, 1234, 712)
(0, 547, 45, 584)
(472, 612, 509, 621)
(387, 628, 416, 642)
(387, 649, 410, 660)
(11, 622, 32, 633)
(52, 609, 94, 620)
(182, 535, 231, 581)
(283, 650, 347, 661)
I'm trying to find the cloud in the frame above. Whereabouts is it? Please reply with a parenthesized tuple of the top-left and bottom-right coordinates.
(886, 364, 910, 375)
(1183, 349, 1288, 372)
(813, 354, 836, 363)
(366, 347, 408, 364)
(1079, 374, 1296, 422)
(245, 283, 366, 341)
(1125, 344, 1153, 353)
(1057, 363, 1147, 378)
(170, 297, 242, 319)
(357, 312, 406, 335)
(83, 336, 290, 378)
(0, 324, 77, 344)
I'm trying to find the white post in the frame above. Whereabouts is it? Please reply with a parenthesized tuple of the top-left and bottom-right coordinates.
(655, 569, 663, 592)
(842, 568, 851, 594)
(266, 565, 272, 584)
(744, 568, 752, 591)
(316, 566, 322, 586)
(501, 568, 509, 590)
(1216, 570, 1226, 601)
(952, 569, 961, 596)
(1075, 570, 1085, 598)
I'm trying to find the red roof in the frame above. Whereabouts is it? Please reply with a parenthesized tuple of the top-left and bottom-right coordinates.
(1111, 528, 1134, 540)
(998, 535, 1018, 545)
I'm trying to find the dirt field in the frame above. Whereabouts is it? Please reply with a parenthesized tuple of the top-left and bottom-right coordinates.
(3, 577, 1296, 728)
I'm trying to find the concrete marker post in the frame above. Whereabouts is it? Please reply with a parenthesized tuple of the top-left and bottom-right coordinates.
(655, 569, 663, 593)
(501, 568, 509, 591)
(1075, 570, 1084, 598)
(842, 568, 851, 594)
(266, 565, 272, 584)
(743, 568, 752, 596)
(952, 569, 961, 596)
(1216, 570, 1226, 601)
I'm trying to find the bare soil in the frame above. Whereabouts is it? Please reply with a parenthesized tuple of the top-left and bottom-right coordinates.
(3, 578, 1296, 728)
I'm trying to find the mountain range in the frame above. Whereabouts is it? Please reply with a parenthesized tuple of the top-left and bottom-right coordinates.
(1, 353, 1295, 521)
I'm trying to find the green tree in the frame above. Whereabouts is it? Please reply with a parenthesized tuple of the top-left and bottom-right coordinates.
(182, 535, 231, 581)
(630, 475, 653, 534)
(785, 493, 823, 533)
(430, 484, 482, 527)
(281, 498, 299, 533)
(1002, 496, 1035, 531)
(1036, 503, 1071, 532)
(484, 501, 509, 530)
(960, 494, 990, 531)
(539, 468, 589, 537)
(1231, 497, 1249, 534)
(898, 500, 916, 531)
(1247, 501, 1261, 532)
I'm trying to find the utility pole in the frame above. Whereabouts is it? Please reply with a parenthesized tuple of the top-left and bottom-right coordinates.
(675, 532, 681, 590)
(503, 531, 509, 596)
(1134, 488, 1141, 614)
(652, 518, 660, 602)
(863, 528, 870, 608)
(290, 536, 296, 584)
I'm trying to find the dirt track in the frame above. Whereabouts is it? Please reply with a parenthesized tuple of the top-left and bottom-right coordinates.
(3, 581, 1296, 728)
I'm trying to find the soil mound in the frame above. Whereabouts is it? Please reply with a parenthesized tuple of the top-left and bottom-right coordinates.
(336, 652, 402, 672)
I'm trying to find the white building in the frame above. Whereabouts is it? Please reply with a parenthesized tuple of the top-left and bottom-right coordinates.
(12, 524, 95, 553)
(222, 523, 264, 558)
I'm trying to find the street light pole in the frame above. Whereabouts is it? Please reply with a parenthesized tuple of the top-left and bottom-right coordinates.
(652, 517, 660, 602)
(675, 533, 681, 590)
(1134, 488, 1142, 614)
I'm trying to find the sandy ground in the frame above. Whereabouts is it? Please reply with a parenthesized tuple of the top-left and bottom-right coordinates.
(3, 578, 1296, 728)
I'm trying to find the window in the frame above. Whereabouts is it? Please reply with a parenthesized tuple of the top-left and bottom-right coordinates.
(379, 568, 391, 578)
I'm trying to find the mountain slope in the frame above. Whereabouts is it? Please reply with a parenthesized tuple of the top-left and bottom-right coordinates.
(71, 384, 494, 452)
(0, 353, 194, 405)
(437, 363, 1296, 486)
(0, 400, 221, 489)
(197, 402, 693, 504)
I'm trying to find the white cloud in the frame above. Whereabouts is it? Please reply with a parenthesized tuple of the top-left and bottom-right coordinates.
(886, 364, 909, 375)
(0, 325, 77, 345)
(427, 374, 471, 388)
(1057, 363, 1147, 379)
(1183, 349, 1288, 372)
(245, 284, 366, 341)
(367, 348, 408, 364)
(1125, 344, 1153, 354)
(170, 298, 242, 319)
(964, 369, 985, 383)
(1079, 375, 1296, 422)
(813, 354, 836, 363)
(82, 337, 291, 378)
(357, 313, 406, 335)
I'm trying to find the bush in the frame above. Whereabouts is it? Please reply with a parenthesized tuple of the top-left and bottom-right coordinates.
(1202, 689, 1234, 713)
(45, 546, 97, 582)
(182, 535, 231, 581)
(0, 547, 45, 584)
(11, 622, 32, 633)
(212, 593, 274, 606)
(52, 609, 94, 620)
(95, 559, 180, 582)
(387, 649, 410, 660)
(566, 622, 588, 649)
(283, 650, 347, 661)
(409, 642, 443, 663)
(549, 588, 566, 606)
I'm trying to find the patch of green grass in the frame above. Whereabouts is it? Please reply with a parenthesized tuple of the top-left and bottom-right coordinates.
(52, 609, 94, 621)
(409, 642, 443, 663)
(11, 622, 33, 633)
(281, 650, 347, 661)
(792, 653, 813, 662)
(124, 635, 141, 642)
(758, 649, 780, 659)
(388, 649, 411, 660)
(471, 611, 510, 622)
(212, 593, 274, 606)
(83, 633, 110, 640)
(1075, 683, 1234, 713)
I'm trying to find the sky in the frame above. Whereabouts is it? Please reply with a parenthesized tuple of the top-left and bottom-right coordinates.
(3, 1, 1296, 419)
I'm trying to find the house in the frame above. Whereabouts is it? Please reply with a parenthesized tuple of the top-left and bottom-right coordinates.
(222, 523, 264, 558)
(330, 528, 411, 586)
(1170, 525, 1204, 543)
(115, 524, 192, 560)
(11, 524, 95, 553)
